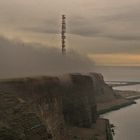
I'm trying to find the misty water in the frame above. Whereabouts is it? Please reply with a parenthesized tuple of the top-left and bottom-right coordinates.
(97, 66, 140, 140)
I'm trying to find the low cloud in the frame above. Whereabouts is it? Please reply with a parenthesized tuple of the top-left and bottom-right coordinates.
(0, 36, 94, 79)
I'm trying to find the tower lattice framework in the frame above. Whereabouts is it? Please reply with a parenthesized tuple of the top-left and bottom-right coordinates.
(61, 15, 66, 55)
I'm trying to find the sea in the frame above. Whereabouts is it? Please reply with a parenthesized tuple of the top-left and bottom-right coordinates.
(94, 66, 140, 140)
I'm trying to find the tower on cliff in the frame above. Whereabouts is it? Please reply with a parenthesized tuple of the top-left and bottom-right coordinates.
(61, 15, 66, 55)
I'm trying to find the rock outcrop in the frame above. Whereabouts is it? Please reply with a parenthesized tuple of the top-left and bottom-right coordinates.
(0, 73, 113, 140)
(0, 77, 66, 140)
(60, 74, 97, 128)
(90, 73, 117, 103)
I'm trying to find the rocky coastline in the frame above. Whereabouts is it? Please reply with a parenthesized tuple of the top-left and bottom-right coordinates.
(1, 72, 139, 140)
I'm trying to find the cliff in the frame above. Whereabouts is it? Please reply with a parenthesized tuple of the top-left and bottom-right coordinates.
(60, 74, 97, 127)
(0, 77, 67, 140)
(89, 73, 135, 114)
(90, 73, 117, 103)
(0, 73, 113, 140)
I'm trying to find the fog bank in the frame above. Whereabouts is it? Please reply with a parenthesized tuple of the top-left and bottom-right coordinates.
(0, 37, 94, 79)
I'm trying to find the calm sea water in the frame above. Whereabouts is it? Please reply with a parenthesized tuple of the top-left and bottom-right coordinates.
(94, 66, 140, 82)
(102, 99, 140, 140)
(95, 66, 140, 140)
(114, 84, 140, 92)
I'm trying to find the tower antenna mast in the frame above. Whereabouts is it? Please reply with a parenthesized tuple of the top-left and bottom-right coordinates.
(61, 15, 66, 55)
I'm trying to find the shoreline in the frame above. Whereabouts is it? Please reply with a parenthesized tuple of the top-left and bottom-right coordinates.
(97, 88, 140, 139)
(98, 99, 136, 115)
(98, 90, 140, 115)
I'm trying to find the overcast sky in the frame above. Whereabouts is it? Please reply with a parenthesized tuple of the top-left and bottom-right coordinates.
(0, 0, 140, 66)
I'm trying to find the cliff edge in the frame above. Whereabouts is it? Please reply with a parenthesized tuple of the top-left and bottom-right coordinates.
(0, 73, 114, 140)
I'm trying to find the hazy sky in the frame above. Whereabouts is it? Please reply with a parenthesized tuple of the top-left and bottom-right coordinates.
(0, 0, 140, 66)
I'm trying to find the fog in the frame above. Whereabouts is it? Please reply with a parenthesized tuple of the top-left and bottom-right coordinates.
(0, 36, 94, 79)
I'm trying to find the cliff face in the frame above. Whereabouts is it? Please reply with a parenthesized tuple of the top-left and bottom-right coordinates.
(60, 74, 97, 128)
(0, 73, 113, 140)
(0, 77, 66, 140)
(90, 73, 117, 103)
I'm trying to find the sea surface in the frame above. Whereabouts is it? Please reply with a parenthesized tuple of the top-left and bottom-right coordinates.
(102, 99, 140, 140)
(95, 66, 140, 140)
(94, 66, 140, 82)
(114, 84, 140, 92)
